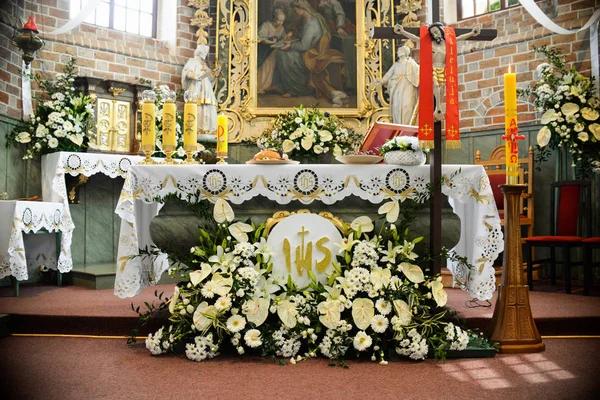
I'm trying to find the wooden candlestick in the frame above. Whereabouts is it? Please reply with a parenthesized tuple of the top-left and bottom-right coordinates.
(489, 184, 544, 353)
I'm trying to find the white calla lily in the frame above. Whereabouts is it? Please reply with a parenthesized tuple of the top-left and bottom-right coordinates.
(540, 109, 558, 124)
(277, 300, 298, 328)
(228, 222, 253, 243)
(168, 286, 180, 314)
(561, 102, 579, 116)
(351, 216, 374, 233)
(378, 200, 400, 223)
(317, 299, 342, 329)
(282, 139, 296, 153)
(370, 267, 391, 290)
(581, 107, 600, 121)
(589, 123, 600, 140)
(392, 299, 413, 325)
(242, 297, 270, 327)
(537, 126, 551, 147)
(301, 137, 313, 150)
(431, 281, 448, 307)
(211, 273, 233, 296)
(189, 262, 212, 286)
(213, 198, 234, 223)
(193, 302, 217, 331)
(400, 262, 425, 283)
(352, 298, 375, 330)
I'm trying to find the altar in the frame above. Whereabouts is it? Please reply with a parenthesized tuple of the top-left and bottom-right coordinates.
(114, 164, 503, 301)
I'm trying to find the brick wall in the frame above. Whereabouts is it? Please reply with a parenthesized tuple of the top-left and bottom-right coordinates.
(0, 0, 197, 119)
(448, 0, 599, 132)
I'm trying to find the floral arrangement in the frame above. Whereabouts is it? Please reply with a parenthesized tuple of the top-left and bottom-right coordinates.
(142, 198, 486, 364)
(257, 106, 363, 158)
(379, 136, 420, 155)
(519, 46, 600, 176)
(7, 58, 95, 159)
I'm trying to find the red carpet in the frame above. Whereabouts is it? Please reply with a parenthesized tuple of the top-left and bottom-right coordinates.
(0, 336, 598, 400)
(1, 283, 599, 336)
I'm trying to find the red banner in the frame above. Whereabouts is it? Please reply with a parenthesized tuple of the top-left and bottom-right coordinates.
(444, 27, 460, 148)
(418, 26, 434, 149)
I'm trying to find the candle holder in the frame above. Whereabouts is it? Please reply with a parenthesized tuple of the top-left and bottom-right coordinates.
(183, 144, 197, 164)
(163, 145, 176, 165)
(217, 152, 228, 164)
(139, 146, 157, 165)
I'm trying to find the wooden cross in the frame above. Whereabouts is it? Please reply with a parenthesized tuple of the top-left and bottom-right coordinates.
(373, 2, 497, 275)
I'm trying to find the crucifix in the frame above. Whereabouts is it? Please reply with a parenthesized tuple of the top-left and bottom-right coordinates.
(373, 2, 497, 275)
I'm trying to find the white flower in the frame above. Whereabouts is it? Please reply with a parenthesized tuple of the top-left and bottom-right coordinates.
(352, 298, 375, 330)
(213, 198, 234, 223)
(190, 263, 212, 286)
(16, 131, 31, 143)
(540, 109, 558, 124)
(400, 262, 424, 283)
(561, 102, 579, 116)
(375, 299, 392, 315)
(581, 107, 599, 121)
(392, 299, 413, 326)
(313, 145, 324, 154)
(589, 123, 600, 140)
(282, 139, 296, 153)
(242, 297, 270, 327)
(333, 144, 342, 156)
(537, 126, 551, 147)
(378, 200, 399, 223)
(319, 130, 333, 142)
(350, 216, 374, 233)
(294, 117, 303, 124)
(228, 222, 253, 243)
(370, 315, 389, 333)
(431, 281, 448, 307)
(226, 314, 246, 333)
(353, 331, 372, 351)
(215, 295, 232, 311)
(193, 302, 217, 331)
(578, 132, 589, 142)
(48, 137, 59, 148)
(301, 137, 313, 150)
(244, 329, 263, 348)
(201, 280, 223, 299)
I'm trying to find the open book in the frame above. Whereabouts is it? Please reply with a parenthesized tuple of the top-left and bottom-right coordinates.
(362, 122, 418, 153)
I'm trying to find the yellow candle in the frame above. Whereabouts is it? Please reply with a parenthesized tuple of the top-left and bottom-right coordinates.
(141, 102, 155, 149)
(217, 114, 228, 155)
(504, 67, 518, 182)
(162, 102, 177, 148)
(183, 102, 197, 150)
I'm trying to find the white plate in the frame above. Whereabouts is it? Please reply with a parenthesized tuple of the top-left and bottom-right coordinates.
(246, 159, 300, 165)
(335, 155, 383, 164)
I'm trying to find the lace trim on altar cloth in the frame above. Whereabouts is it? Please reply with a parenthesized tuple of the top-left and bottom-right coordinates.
(114, 165, 503, 300)
(0, 203, 74, 281)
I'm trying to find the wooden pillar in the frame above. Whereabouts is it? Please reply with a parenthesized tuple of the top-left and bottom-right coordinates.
(490, 184, 544, 353)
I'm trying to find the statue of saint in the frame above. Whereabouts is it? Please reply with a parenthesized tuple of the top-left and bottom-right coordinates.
(182, 45, 219, 136)
(375, 41, 419, 125)
(394, 23, 480, 121)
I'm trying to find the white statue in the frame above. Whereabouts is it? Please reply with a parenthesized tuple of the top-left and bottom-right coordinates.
(182, 45, 219, 136)
(375, 41, 420, 125)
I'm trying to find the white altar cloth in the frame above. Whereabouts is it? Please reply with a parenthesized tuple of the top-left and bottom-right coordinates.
(0, 200, 74, 280)
(114, 164, 503, 300)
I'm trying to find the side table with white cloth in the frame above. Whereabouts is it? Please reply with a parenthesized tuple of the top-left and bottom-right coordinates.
(114, 164, 504, 301)
(0, 200, 74, 296)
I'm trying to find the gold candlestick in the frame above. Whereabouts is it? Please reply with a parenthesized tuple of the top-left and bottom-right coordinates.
(489, 184, 544, 354)
(183, 144, 197, 164)
(217, 153, 228, 164)
(139, 146, 157, 165)
(163, 149, 175, 164)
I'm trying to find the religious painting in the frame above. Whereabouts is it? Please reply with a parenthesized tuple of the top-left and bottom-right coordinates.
(254, 0, 359, 110)
(214, 0, 396, 142)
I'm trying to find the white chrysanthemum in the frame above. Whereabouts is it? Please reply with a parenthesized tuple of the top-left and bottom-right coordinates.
(226, 314, 246, 333)
(215, 296, 232, 311)
(370, 315, 389, 333)
(353, 331, 372, 352)
(375, 299, 392, 315)
(48, 137, 59, 148)
(244, 329, 263, 348)
(201, 280, 221, 299)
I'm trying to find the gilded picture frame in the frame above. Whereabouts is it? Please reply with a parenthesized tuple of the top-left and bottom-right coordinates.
(214, 0, 397, 142)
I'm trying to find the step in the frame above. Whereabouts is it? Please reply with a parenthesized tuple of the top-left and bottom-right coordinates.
(0, 314, 9, 337)
(66, 263, 176, 290)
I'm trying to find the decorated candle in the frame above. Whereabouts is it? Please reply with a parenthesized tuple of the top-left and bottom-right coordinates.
(504, 66, 519, 183)
(141, 90, 156, 150)
(183, 90, 198, 150)
(162, 90, 177, 149)
(217, 114, 228, 155)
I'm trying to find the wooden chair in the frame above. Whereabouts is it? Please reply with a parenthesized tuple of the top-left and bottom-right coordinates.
(475, 145, 534, 239)
(525, 181, 591, 294)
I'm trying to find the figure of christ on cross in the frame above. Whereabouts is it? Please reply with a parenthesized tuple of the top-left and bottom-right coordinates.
(394, 22, 480, 122)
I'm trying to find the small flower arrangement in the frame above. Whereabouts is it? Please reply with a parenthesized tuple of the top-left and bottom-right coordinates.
(7, 57, 95, 159)
(257, 106, 363, 158)
(519, 46, 600, 176)
(140, 197, 489, 364)
(379, 136, 420, 154)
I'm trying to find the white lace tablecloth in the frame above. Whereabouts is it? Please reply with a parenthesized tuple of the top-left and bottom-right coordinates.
(0, 200, 74, 280)
(41, 152, 147, 205)
(115, 164, 503, 300)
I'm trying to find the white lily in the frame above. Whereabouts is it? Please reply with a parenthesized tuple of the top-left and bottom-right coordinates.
(208, 246, 232, 270)
(380, 241, 400, 264)
(370, 267, 391, 290)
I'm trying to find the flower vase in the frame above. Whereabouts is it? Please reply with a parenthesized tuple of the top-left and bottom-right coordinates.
(384, 149, 426, 166)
